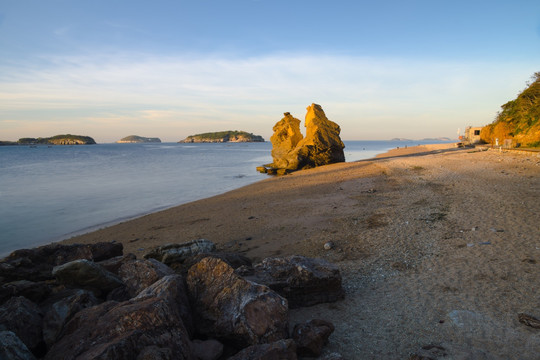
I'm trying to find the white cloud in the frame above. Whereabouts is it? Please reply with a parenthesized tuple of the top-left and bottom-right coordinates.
(0, 52, 536, 142)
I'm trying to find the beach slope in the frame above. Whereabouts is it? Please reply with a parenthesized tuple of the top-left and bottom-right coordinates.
(63, 144, 540, 358)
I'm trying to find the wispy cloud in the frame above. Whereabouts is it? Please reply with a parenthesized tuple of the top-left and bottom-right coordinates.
(0, 52, 535, 141)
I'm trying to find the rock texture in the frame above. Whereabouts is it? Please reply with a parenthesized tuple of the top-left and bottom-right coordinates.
(45, 296, 193, 360)
(228, 339, 297, 360)
(260, 104, 345, 174)
(186, 257, 289, 348)
(292, 319, 335, 357)
(135, 275, 194, 336)
(0, 241, 340, 359)
(0, 331, 36, 360)
(41, 289, 100, 348)
(144, 239, 216, 268)
(118, 258, 175, 297)
(0, 297, 44, 356)
(0, 242, 123, 282)
(52, 259, 124, 296)
(270, 112, 304, 169)
(0, 280, 50, 305)
(245, 255, 345, 308)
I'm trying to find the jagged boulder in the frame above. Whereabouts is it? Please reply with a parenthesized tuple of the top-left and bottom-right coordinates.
(0, 280, 51, 305)
(118, 258, 175, 297)
(52, 259, 124, 297)
(191, 339, 224, 360)
(135, 274, 194, 336)
(0, 242, 123, 282)
(177, 252, 252, 277)
(294, 103, 345, 169)
(45, 288, 193, 359)
(243, 255, 344, 308)
(228, 339, 297, 360)
(270, 112, 304, 169)
(263, 104, 345, 173)
(41, 289, 100, 348)
(0, 331, 36, 360)
(186, 257, 289, 348)
(0, 297, 44, 356)
(144, 239, 216, 268)
(292, 319, 335, 357)
(97, 253, 137, 275)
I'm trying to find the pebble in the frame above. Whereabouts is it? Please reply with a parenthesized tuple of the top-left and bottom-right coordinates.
(324, 241, 335, 250)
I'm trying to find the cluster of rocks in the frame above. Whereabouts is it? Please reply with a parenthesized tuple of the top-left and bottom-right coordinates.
(0, 239, 344, 359)
(258, 104, 345, 175)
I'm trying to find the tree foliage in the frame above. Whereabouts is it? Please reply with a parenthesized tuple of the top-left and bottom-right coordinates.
(481, 72, 540, 147)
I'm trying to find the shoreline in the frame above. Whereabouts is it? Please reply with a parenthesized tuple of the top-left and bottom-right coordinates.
(39, 142, 424, 253)
(59, 143, 540, 358)
(60, 143, 462, 257)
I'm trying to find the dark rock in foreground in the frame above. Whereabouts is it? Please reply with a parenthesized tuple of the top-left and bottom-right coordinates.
(187, 257, 289, 348)
(45, 279, 193, 359)
(244, 255, 345, 308)
(0, 242, 123, 282)
(228, 339, 297, 360)
(52, 259, 124, 297)
(144, 239, 216, 267)
(0, 297, 44, 356)
(0, 241, 341, 359)
(0, 330, 36, 360)
(292, 319, 335, 357)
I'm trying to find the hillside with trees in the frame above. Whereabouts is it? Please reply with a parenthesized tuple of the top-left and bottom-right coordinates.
(481, 72, 540, 147)
(18, 134, 96, 145)
(179, 130, 264, 143)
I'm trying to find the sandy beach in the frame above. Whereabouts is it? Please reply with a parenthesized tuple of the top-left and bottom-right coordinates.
(63, 144, 540, 359)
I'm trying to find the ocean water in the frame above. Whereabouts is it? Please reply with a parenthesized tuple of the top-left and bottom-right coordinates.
(0, 140, 449, 256)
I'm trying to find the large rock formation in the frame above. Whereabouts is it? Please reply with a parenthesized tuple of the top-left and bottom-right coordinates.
(270, 112, 304, 169)
(259, 104, 345, 174)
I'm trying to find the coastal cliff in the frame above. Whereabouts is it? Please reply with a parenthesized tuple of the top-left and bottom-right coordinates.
(117, 135, 161, 143)
(18, 135, 96, 145)
(179, 131, 264, 143)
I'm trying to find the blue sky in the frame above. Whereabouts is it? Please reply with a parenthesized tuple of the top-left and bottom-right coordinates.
(1, 0, 539, 142)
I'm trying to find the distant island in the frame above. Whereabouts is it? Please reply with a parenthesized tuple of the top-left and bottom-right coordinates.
(117, 135, 161, 143)
(179, 130, 265, 143)
(17, 134, 96, 145)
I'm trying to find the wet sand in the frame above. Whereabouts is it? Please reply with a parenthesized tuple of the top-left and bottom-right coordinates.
(63, 144, 540, 358)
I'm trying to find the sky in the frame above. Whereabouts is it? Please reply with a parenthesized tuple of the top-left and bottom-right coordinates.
(0, 0, 539, 142)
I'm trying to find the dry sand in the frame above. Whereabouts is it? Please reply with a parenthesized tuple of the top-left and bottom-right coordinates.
(63, 144, 540, 359)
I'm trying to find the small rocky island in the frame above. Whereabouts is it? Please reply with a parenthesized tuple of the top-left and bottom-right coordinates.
(17, 135, 96, 145)
(117, 135, 161, 143)
(179, 131, 264, 143)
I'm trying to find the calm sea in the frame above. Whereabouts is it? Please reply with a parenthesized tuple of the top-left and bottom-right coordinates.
(0, 140, 449, 256)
